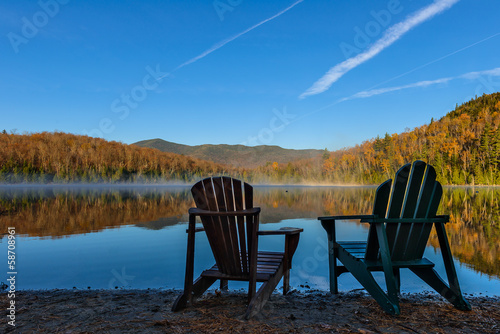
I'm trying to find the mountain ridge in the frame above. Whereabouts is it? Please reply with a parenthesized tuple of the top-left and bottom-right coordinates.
(132, 139, 324, 168)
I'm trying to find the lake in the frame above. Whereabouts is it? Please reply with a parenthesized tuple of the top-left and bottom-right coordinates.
(1, 184, 499, 296)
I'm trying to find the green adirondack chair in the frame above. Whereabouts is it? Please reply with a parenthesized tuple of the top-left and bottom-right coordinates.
(318, 161, 471, 314)
(172, 176, 303, 319)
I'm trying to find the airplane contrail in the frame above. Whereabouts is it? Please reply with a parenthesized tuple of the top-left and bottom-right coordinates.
(340, 67, 500, 101)
(299, 0, 460, 99)
(157, 0, 304, 80)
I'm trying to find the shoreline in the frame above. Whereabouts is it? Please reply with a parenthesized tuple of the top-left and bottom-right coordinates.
(3, 288, 499, 333)
(1, 182, 500, 188)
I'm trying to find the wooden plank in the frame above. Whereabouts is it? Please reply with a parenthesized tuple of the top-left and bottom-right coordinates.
(243, 181, 255, 263)
(404, 165, 437, 259)
(401, 161, 426, 217)
(385, 163, 411, 254)
(222, 177, 241, 275)
(233, 179, 248, 273)
(201, 270, 272, 282)
(337, 237, 400, 315)
(320, 218, 338, 293)
(365, 179, 392, 261)
(415, 182, 443, 258)
(192, 180, 220, 269)
(202, 178, 227, 273)
(191, 180, 209, 210)
(375, 222, 399, 310)
(415, 164, 437, 218)
(245, 262, 284, 319)
(244, 181, 253, 209)
(392, 161, 426, 261)
(387, 163, 411, 218)
(364, 258, 435, 270)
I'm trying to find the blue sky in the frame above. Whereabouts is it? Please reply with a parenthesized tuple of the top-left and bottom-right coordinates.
(1, 0, 499, 150)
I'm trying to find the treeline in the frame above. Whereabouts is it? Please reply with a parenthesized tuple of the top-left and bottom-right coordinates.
(0, 131, 229, 183)
(1, 93, 500, 185)
(320, 93, 500, 185)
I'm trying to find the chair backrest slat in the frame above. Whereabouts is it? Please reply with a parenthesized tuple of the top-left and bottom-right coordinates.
(201, 178, 228, 273)
(414, 182, 442, 258)
(244, 182, 254, 254)
(365, 179, 392, 260)
(385, 163, 411, 254)
(191, 176, 257, 276)
(232, 178, 248, 273)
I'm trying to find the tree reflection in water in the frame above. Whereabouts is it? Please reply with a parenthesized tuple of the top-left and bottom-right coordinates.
(0, 185, 498, 278)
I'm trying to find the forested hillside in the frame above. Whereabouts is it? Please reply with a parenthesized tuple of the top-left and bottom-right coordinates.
(0, 132, 228, 183)
(1, 93, 499, 185)
(321, 93, 500, 185)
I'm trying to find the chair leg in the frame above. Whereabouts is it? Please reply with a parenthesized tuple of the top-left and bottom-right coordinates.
(283, 233, 300, 295)
(338, 249, 400, 315)
(171, 291, 189, 312)
(245, 266, 284, 319)
(173, 213, 197, 312)
(220, 279, 228, 291)
(393, 268, 401, 294)
(331, 246, 339, 294)
(411, 268, 471, 311)
(172, 276, 217, 312)
(283, 268, 290, 295)
(321, 221, 339, 294)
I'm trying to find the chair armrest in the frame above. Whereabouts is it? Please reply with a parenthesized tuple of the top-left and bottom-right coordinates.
(188, 207, 261, 216)
(318, 214, 375, 222)
(258, 227, 303, 236)
(360, 216, 449, 224)
(318, 214, 449, 224)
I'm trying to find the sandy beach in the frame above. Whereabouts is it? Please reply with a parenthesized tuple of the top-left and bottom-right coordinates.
(2, 289, 499, 333)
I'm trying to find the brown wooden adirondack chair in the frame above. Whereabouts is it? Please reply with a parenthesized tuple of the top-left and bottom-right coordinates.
(172, 176, 303, 319)
(318, 161, 471, 314)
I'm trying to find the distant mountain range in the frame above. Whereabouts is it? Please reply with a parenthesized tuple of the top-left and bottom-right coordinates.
(132, 139, 324, 168)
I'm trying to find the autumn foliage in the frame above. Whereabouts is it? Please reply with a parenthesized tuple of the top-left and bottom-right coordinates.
(0, 132, 227, 183)
(1, 93, 499, 185)
(321, 93, 500, 185)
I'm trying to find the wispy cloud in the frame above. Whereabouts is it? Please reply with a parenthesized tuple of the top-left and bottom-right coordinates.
(157, 0, 304, 80)
(340, 67, 500, 101)
(299, 0, 460, 99)
(459, 67, 500, 80)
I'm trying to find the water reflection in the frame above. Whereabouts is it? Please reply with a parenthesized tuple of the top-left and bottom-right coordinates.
(432, 187, 500, 278)
(0, 185, 192, 237)
(0, 185, 499, 280)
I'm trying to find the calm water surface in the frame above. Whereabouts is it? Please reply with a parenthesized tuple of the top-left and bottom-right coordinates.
(0, 185, 499, 295)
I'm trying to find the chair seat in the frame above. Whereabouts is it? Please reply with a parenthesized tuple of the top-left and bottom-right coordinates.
(201, 251, 284, 282)
(338, 241, 435, 270)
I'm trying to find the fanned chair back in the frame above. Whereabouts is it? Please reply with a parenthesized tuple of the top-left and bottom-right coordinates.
(191, 176, 256, 277)
(365, 161, 443, 262)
